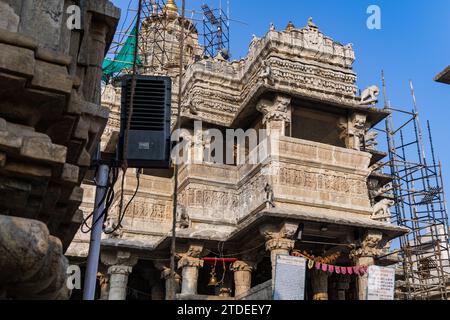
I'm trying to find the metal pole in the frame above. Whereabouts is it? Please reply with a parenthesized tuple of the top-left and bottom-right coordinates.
(83, 163, 109, 300)
(168, 0, 186, 301)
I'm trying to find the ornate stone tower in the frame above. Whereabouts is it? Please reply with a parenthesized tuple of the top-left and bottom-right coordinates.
(139, 0, 202, 77)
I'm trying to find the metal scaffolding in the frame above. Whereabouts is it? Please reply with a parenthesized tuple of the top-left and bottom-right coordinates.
(381, 74, 450, 300)
(201, 3, 230, 59)
(139, 0, 172, 73)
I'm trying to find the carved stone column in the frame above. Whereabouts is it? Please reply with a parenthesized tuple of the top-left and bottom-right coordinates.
(260, 222, 298, 288)
(161, 267, 182, 300)
(177, 244, 204, 296)
(107, 265, 133, 300)
(178, 257, 204, 295)
(339, 113, 367, 150)
(97, 272, 110, 300)
(350, 230, 383, 300)
(311, 270, 329, 300)
(257, 95, 292, 137)
(230, 261, 255, 297)
(101, 251, 138, 301)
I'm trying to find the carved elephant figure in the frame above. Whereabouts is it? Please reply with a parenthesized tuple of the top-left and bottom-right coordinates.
(371, 198, 395, 222)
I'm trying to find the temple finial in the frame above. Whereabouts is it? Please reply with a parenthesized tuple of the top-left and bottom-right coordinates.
(308, 17, 318, 29)
(165, 0, 178, 13)
(285, 21, 295, 32)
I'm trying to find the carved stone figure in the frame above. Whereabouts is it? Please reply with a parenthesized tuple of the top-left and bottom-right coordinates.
(371, 198, 395, 222)
(181, 96, 198, 115)
(257, 95, 291, 125)
(249, 34, 261, 49)
(177, 205, 191, 230)
(104, 216, 122, 238)
(350, 230, 384, 259)
(360, 85, 380, 105)
(264, 183, 275, 208)
(338, 114, 367, 150)
(259, 60, 273, 85)
(365, 131, 379, 150)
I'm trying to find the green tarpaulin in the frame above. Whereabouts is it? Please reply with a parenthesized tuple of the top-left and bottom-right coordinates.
(102, 26, 142, 82)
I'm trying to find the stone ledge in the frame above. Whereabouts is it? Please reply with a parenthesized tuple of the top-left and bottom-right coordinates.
(0, 215, 69, 300)
(0, 42, 35, 77)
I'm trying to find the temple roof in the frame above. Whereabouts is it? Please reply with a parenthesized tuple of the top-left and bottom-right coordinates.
(435, 65, 450, 84)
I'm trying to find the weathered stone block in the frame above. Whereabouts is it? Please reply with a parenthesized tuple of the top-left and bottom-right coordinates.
(18, 0, 65, 51)
(0, 151, 5, 166)
(31, 60, 73, 94)
(0, 42, 35, 77)
(0, 2, 20, 32)
(0, 176, 31, 209)
(4, 162, 52, 179)
(21, 137, 67, 164)
(0, 215, 50, 283)
(61, 163, 79, 184)
(0, 118, 23, 152)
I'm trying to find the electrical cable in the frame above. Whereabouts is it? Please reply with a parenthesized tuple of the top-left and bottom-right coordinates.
(204, 242, 266, 258)
(105, 169, 141, 235)
(81, 167, 120, 234)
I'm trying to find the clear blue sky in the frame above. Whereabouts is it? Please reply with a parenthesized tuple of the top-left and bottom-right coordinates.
(112, 0, 450, 205)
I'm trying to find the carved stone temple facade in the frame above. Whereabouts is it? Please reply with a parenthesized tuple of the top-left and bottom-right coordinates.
(0, 0, 120, 299)
(67, 3, 408, 300)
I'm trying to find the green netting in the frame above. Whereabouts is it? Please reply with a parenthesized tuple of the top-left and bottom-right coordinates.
(102, 26, 142, 82)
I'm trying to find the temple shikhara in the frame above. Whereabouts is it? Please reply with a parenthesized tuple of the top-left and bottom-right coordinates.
(1, 0, 448, 301)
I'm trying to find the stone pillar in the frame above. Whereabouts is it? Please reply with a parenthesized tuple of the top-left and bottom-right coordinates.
(97, 272, 110, 300)
(257, 95, 292, 137)
(266, 238, 295, 283)
(260, 222, 298, 288)
(161, 268, 182, 300)
(350, 230, 383, 300)
(311, 270, 329, 300)
(177, 244, 204, 296)
(108, 265, 133, 300)
(178, 256, 203, 295)
(338, 113, 367, 150)
(230, 261, 255, 297)
(101, 251, 138, 301)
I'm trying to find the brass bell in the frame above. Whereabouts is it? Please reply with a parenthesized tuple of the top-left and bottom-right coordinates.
(208, 272, 218, 287)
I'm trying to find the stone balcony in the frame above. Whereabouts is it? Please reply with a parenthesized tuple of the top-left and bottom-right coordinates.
(85, 136, 405, 255)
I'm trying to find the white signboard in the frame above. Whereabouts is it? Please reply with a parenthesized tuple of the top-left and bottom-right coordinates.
(273, 255, 306, 300)
(367, 265, 396, 300)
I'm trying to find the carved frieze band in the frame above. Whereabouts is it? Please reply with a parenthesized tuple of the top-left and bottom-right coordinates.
(128, 199, 171, 221)
(276, 167, 367, 196)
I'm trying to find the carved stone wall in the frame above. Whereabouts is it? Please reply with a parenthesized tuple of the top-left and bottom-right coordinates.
(0, 0, 120, 299)
(180, 19, 359, 127)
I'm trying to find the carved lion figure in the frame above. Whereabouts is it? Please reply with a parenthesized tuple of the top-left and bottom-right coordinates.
(360, 85, 380, 105)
